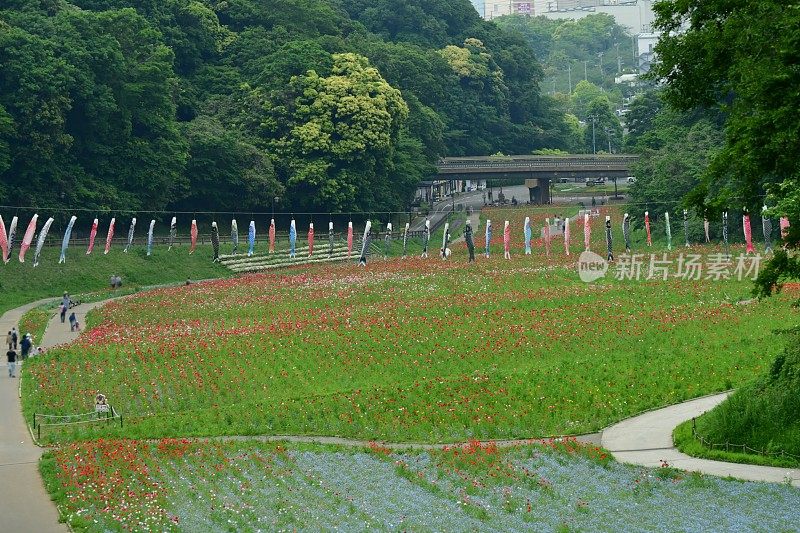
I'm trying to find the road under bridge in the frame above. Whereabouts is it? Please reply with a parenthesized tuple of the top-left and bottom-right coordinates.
(434, 154, 638, 204)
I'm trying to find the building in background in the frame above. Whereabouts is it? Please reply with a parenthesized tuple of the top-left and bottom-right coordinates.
(482, 1, 534, 20)
(476, 0, 655, 36)
(635, 31, 658, 73)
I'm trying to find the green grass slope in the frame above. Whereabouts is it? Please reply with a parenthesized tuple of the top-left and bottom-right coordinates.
(0, 244, 230, 314)
(687, 330, 800, 463)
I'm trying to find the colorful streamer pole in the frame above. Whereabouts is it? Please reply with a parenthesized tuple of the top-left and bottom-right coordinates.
(104, 218, 116, 255)
(440, 222, 449, 259)
(564, 217, 570, 256)
(524, 216, 532, 255)
(289, 219, 296, 258)
(6, 216, 18, 262)
(743, 211, 754, 254)
(723, 211, 729, 255)
(308, 223, 314, 256)
(168, 217, 177, 250)
(762, 206, 772, 254)
(503, 220, 511, 260)
(86, 218, 98, 255)
(190, 219, 198, 254)
(147, 219, 156, 256)
(248, 221, 256, 257)
(0, 215, 8, 263)
(683, 210, 690, 247)
(328, 222, 334, 257)
(385, 222, 392, 258)
(421, 219, 430, 258)
(665, 211, 672, 250)
(544, 218, 551, 257)
(644, 211, 652, 247)
(211, 221, 220, 261)
(347, 222, 353, 257)
(605, 216, 613, 261)
(704, 217, 710, 243)
(58, 215, 77, 263)
(358, 221, 372, 266)
(231, 219, 239, 254)
(464, 219, 475, 263)
(18, 213, 37, 263)
(269, 219, 276, 254)
(485, 219, 492, 258)
(584, 213, 591, 252)
(33, 217, 54, 267)
(124, 217, 136, 253)
(622, 213, 631, 253)
(402, 222, 409, 258)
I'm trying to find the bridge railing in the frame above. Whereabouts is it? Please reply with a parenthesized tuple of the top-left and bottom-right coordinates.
(437, 155, 638, 171)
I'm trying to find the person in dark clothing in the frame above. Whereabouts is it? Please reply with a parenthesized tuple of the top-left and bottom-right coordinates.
(60, 304, 67, 323)
(69, 312, 77, 332)
(6, 349, 16, 377)
(10, 328, 18, 350)
(20, 334, 32, 361)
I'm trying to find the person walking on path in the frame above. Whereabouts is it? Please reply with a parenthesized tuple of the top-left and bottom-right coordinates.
(68, 312, 77, 332)
(20, 334, 31, 361)
(6, 348, 16, 377)
(5, 331, 11, 350)
(59, 304, 67, 324)
(62, 292, 71, 310)
(10, 328, 17, 350)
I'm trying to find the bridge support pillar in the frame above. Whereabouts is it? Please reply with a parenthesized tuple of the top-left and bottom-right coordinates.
(525, 178, 551, 205)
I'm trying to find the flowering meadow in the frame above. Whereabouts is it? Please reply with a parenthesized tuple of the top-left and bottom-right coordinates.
(22, 232, 798, 444)
(42, 438, 800, 531)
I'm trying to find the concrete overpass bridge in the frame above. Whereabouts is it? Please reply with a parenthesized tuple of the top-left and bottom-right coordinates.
(432, 154, 638, 204)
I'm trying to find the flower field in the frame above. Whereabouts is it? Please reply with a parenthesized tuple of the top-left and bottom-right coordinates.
(42, 438, 800, 531)
(22, 227, 798, 443)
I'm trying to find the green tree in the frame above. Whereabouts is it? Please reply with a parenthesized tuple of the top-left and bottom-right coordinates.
(263, 53, 409, 211)
(651, 0, 799, 237)
(583, 97, 621, 154)
(173, 116, 282, 212)
(629, 117, 723, 219)
(0, 7, 187, 211)
(650, 0, 800, 294)
(570, 80, 604, 121)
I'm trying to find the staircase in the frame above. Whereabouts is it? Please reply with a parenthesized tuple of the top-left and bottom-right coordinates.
(219, 243, 353, 273)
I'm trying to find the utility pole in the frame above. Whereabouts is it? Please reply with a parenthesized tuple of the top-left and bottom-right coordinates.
(598, 51, 604, 77)
(589, 115, 598, 154)
(567, 62, 572, 93)
(583, 60, 588, 81)
(605, 127, 612, 153)
(615, 42, 622, 73)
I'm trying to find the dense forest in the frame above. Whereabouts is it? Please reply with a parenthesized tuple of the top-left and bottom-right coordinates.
(0, 0, 584, 215)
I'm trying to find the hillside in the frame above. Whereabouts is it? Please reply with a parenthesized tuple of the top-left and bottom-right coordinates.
(0, 0, 579, 226)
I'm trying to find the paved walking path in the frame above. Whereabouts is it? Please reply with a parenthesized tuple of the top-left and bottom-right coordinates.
(1, 297, 111, 532)
(602, 393, 800, 487)
(0, 298, 66, 533)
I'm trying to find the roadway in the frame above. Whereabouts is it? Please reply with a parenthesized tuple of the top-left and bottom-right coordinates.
(410, 183, 626, 232)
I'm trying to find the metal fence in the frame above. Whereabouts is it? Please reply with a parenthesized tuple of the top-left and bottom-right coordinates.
(691, 418, 800, 462)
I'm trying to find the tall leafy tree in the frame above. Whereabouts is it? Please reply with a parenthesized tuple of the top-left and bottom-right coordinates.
(263, 53, 409, 212)
(650, 0, 800, 293)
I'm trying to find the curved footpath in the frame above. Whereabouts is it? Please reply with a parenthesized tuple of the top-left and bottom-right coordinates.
(601, 393, 800, 487)
(0, 298, 68, 533)
(2, 295, 799, 531)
